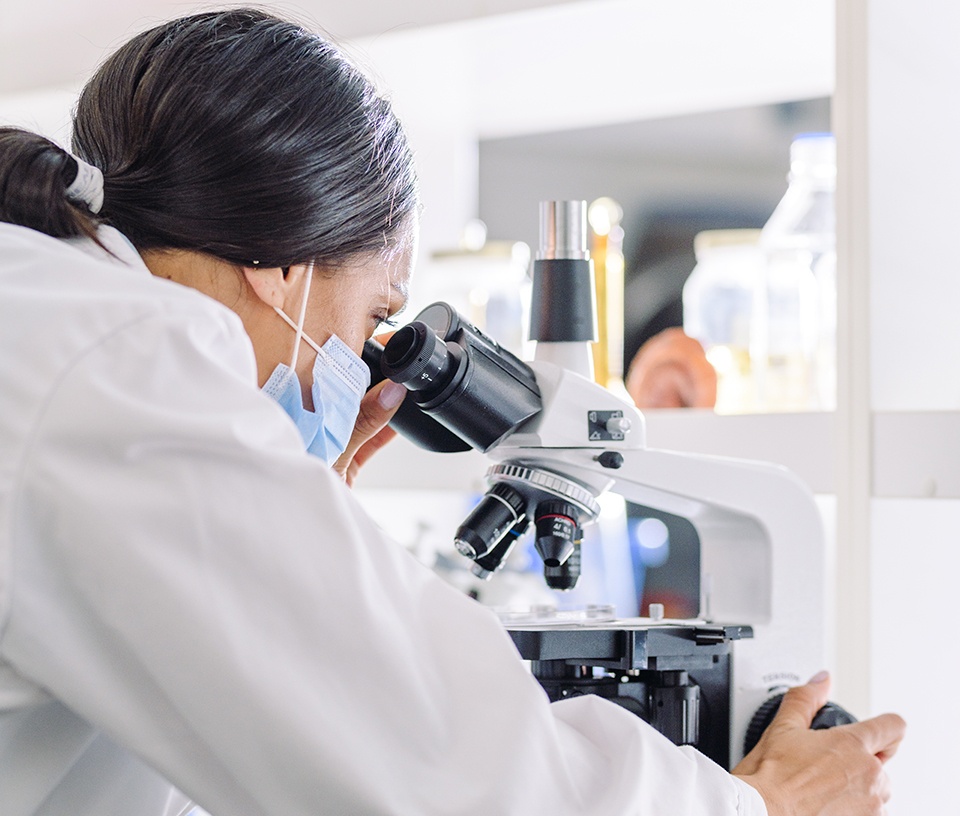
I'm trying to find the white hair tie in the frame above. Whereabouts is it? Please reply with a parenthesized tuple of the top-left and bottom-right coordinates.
(65, 155, 104, 214)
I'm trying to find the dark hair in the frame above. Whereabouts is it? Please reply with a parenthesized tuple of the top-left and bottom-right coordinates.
(0, 128, 103, 242)
(1, 8, 418, 267)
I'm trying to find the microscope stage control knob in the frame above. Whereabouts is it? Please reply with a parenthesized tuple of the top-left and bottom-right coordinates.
(605, 416, 632, 435)
(744, 692, 858, 756)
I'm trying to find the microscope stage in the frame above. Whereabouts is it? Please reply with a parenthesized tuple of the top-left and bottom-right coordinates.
(506, 620, 752, 671)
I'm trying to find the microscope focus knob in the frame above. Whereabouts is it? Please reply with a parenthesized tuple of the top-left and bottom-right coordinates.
(743, 692, 858, 756)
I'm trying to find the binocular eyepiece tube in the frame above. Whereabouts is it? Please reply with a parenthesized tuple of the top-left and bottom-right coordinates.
(376, 303, 541, 454)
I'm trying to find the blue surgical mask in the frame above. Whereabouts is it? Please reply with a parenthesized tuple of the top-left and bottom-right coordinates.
(261, 265, 370, 465)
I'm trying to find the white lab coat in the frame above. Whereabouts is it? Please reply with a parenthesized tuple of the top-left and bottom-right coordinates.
(0, 222, 766, 815)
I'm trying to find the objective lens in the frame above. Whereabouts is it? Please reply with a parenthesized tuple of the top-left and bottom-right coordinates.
(543, 542, 581, 591)
(534, 500, 581, 567)
(471, 514, 531, 580)
(455, 482, 528, 560)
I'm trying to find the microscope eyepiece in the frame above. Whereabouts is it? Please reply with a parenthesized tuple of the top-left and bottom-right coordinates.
(381, 322, 465, 399)
(379, 305, 541, 453)
(380, 324, 422, 372)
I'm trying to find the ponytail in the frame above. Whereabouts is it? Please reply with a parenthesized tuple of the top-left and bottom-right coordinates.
(0, 127, 103, 243)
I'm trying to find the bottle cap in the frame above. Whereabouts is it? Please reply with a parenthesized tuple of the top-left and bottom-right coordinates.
(790, 132, 836, 182)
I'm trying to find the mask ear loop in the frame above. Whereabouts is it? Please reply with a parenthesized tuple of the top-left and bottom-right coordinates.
(282, 261, 314, 372)
(379, 247, 396, 341)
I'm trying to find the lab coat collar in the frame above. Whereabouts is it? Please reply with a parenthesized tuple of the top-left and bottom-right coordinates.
(63, 225, 150, 276)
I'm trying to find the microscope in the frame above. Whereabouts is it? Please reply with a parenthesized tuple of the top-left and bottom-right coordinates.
(363, 201, 853, 770)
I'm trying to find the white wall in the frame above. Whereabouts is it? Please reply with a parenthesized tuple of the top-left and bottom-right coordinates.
(0, 0, 581, 96)
(835, 0, 960, 809)
(867, 3, 960, 411)
(869, 501, 959, 813)
(0, 86, 80, 144)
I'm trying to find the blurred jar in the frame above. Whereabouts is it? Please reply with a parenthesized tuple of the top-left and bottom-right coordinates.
(756, 132, 836, 411)
(682, 229, 764, 413)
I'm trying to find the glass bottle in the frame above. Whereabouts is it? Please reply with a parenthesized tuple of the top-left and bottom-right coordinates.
(756, 133, 836, 411)
(682, 229, 764, 413)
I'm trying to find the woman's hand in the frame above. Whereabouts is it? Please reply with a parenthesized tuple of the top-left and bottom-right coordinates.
(625, 327, 717, 409)
(333, 378, 407, 487)
(733, 672, 906, 816)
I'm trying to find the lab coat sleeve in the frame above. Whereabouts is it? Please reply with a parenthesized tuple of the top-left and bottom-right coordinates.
(3, 304, 767, 816)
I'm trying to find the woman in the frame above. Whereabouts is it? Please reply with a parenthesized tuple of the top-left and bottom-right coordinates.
(0, 8, 902, 815)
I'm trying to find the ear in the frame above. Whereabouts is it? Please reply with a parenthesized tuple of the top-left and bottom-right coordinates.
(242, 265, 306, 309)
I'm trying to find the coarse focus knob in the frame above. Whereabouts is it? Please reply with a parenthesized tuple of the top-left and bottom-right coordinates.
(743, 692, 858, 756)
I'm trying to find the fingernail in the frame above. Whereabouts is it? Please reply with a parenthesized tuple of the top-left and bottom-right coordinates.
(808, 670, 829, 684)
(378, 381, 406, 409)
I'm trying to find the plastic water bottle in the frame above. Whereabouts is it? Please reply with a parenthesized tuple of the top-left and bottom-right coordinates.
(682, 229, 765, 413)
(756, 133, 836, 411)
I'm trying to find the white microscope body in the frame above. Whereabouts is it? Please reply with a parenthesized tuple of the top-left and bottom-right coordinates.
(486, 355, 826, 766)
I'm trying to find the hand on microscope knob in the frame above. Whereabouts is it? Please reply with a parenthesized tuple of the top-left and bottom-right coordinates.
(625, 328, 717, 409)
(732, 671, 906, 816)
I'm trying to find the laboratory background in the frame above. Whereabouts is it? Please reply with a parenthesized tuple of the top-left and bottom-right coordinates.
(3, 0, 957, 811)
